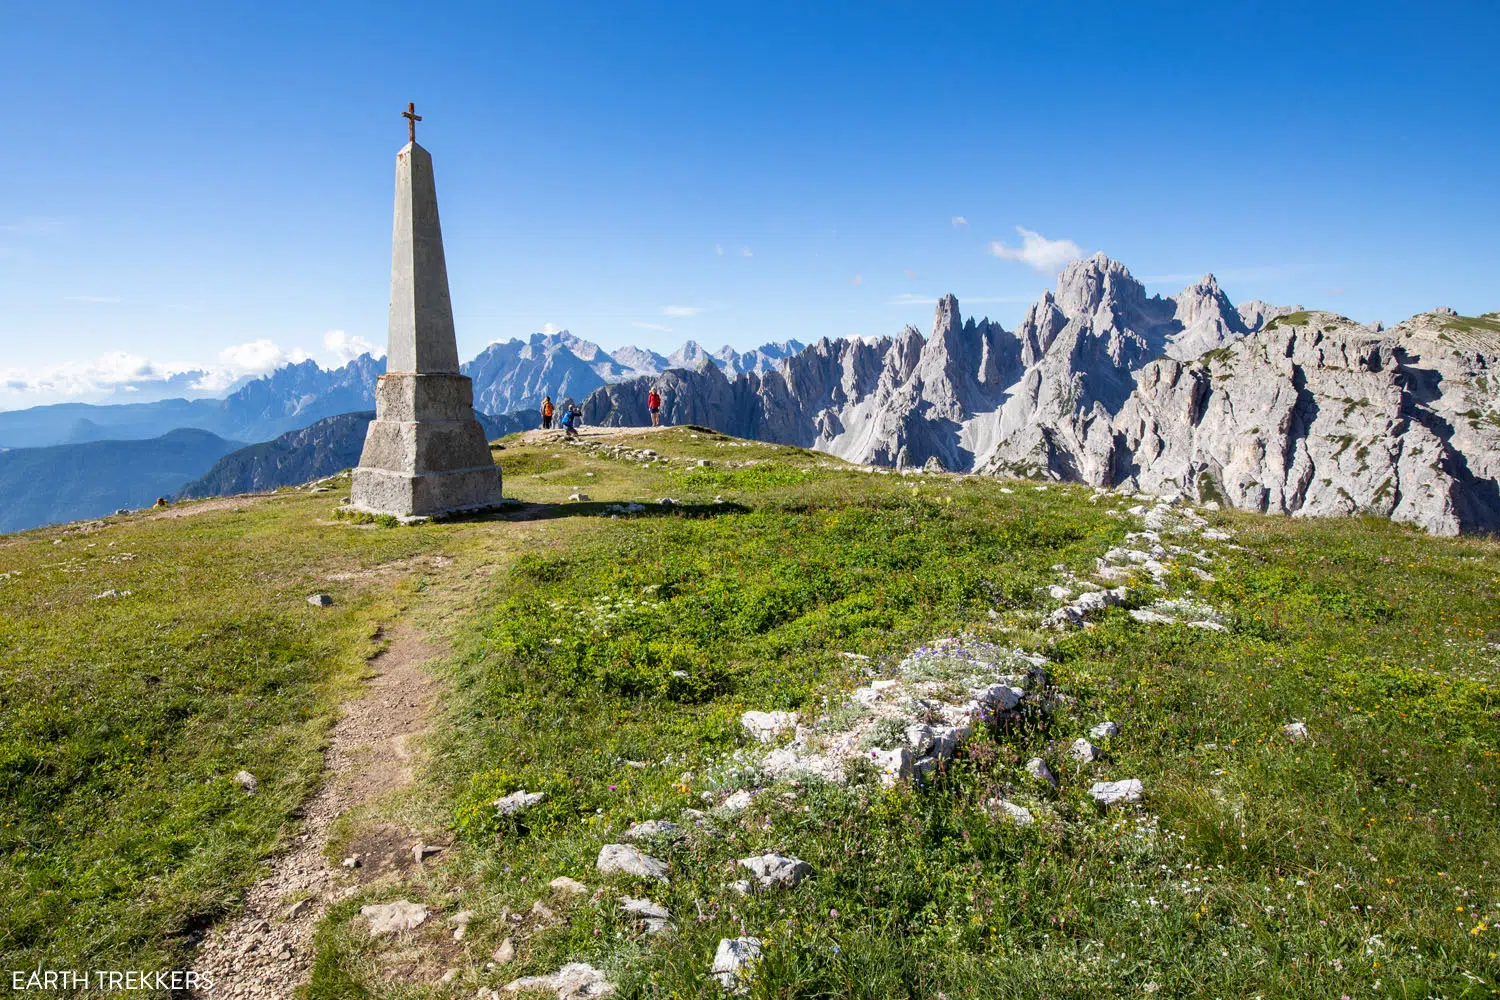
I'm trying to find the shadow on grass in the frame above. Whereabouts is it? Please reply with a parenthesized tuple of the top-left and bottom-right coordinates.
(450, 500, 752, 523)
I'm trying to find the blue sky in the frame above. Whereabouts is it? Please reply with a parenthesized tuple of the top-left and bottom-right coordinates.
(2, 1, 1497, 407)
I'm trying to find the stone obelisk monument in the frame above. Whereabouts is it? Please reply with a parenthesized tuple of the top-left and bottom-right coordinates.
(349, 104, 503, 519)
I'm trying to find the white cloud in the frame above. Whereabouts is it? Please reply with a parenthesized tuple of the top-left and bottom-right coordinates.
(632, 321, 673, 332)
(714, 244, 725, 257)
(541, 322, 565, 335)
(903, 269, 918, 280)
(851, 273, 863, 287)
(951, 216, 968, 228)
(2, 350, 198, 398)
(741, 247, 753, 257)
(986, 226, 1084, 274)
(323, 329, 385, 363)
(663, 305, 704, 318)
(0, 334, 366, 404)
(217, 339, 310, 377)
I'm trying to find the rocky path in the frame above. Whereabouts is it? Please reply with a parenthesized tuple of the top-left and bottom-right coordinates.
(190, 631, 443, 998)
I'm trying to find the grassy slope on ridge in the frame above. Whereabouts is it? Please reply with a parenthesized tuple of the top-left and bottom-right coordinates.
(2, 425, 1498, 998)
(315, 428, 1500, 999)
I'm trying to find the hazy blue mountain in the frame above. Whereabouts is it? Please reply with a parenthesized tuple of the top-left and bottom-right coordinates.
(178, 408, 543, 500)
(0, 428, 244, 534)
(0, 355, 386, 449)
(178, 412, 375, 499)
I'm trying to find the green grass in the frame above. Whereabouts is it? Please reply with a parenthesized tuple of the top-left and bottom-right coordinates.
(1442, 314, 1500, 338)
(1264, 310, 1313, 329)
(0, 492, 441, 973)
(5, 427, 1500, 998)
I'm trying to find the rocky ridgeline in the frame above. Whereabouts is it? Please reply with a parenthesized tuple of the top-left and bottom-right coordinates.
(581, 257, 1500, 535)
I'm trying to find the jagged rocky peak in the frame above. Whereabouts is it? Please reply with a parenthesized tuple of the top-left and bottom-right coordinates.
(1163, 273, 1248, 360)
(932, 294, 962, 339)
(1055, 252, 1147, 320)
(667, 340, 712, 369)
(1172, 274, 1242, 330)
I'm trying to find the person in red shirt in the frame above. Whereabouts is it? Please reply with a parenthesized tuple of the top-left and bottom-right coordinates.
(647, 387, 662, 427)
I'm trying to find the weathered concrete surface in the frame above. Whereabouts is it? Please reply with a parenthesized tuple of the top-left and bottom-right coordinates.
(386, 143, 460, 375)
(351, 140, 503, 518)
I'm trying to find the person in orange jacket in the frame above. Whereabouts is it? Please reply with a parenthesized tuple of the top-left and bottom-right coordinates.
(541, 395, 555, 430)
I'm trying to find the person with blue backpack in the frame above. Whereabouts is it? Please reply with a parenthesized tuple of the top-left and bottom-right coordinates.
(560, 404, 582, 439)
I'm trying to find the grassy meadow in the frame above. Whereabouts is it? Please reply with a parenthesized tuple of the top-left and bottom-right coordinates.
(1, 426, 1498, 998)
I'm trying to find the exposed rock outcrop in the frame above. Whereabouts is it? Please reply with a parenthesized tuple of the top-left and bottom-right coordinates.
(580, 256, 1500, 535)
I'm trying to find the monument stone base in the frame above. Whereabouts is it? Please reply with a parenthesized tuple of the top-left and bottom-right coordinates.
(348, 372, 503, 518)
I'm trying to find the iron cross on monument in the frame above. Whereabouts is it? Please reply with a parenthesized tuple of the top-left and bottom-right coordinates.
(402, 102, 422, 143)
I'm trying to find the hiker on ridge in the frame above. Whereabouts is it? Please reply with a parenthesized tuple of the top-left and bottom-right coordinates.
(561, 404, 581, 440)
(541, 394, 554, 430)
(647, 386, 663, 427)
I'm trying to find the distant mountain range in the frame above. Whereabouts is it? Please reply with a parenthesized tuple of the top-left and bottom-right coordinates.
(0, 355, 384, 449)
(0, 334, 801, 450)
(0, 329, 796, 533)
(583, 255, 1500, 536)
(13, 279, 1496, 538)
(0, 428, 245, 534)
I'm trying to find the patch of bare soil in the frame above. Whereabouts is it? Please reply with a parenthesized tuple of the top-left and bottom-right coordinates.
(190, 632, 443, 998)
(512, 423, 673, 447)
(145, 493, 288, 520)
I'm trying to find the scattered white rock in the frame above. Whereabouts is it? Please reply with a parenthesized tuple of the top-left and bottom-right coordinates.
(989, 798, 1034, 826)
(232, 770, 258, 794)
(1069, 738, 1101, 763)
(340, 855, 361, 869)
(620, 896, 670, 920)
(867, 746, 912, 786)
(596, 844, 669, 882)
(1046, 586, 1128, 629)
(361, 900, 429, 936)
(567, 492, 590, 502)
(549, 876, 589, 896)
(620, 895, 672, 934)
(1088, 721, 1120, 740)
(711, 937, 763, 993)
(495, 789, 547, 815)
(737, 853, 812, 889)
(413, 842, 443, 864)
(501, 962, 615, 997)
(307, 593, 333, 607)
(740, 710, 797, 742)
(493, 937, 515, 964)
(1025, 757, 1057, 786)
(623, 819, 684, 842)
(1284, 721, 1310, 742)
(1089, 779, 1145, 806)
(449, 909, 475, 940)
(717, 789, 757, 815)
